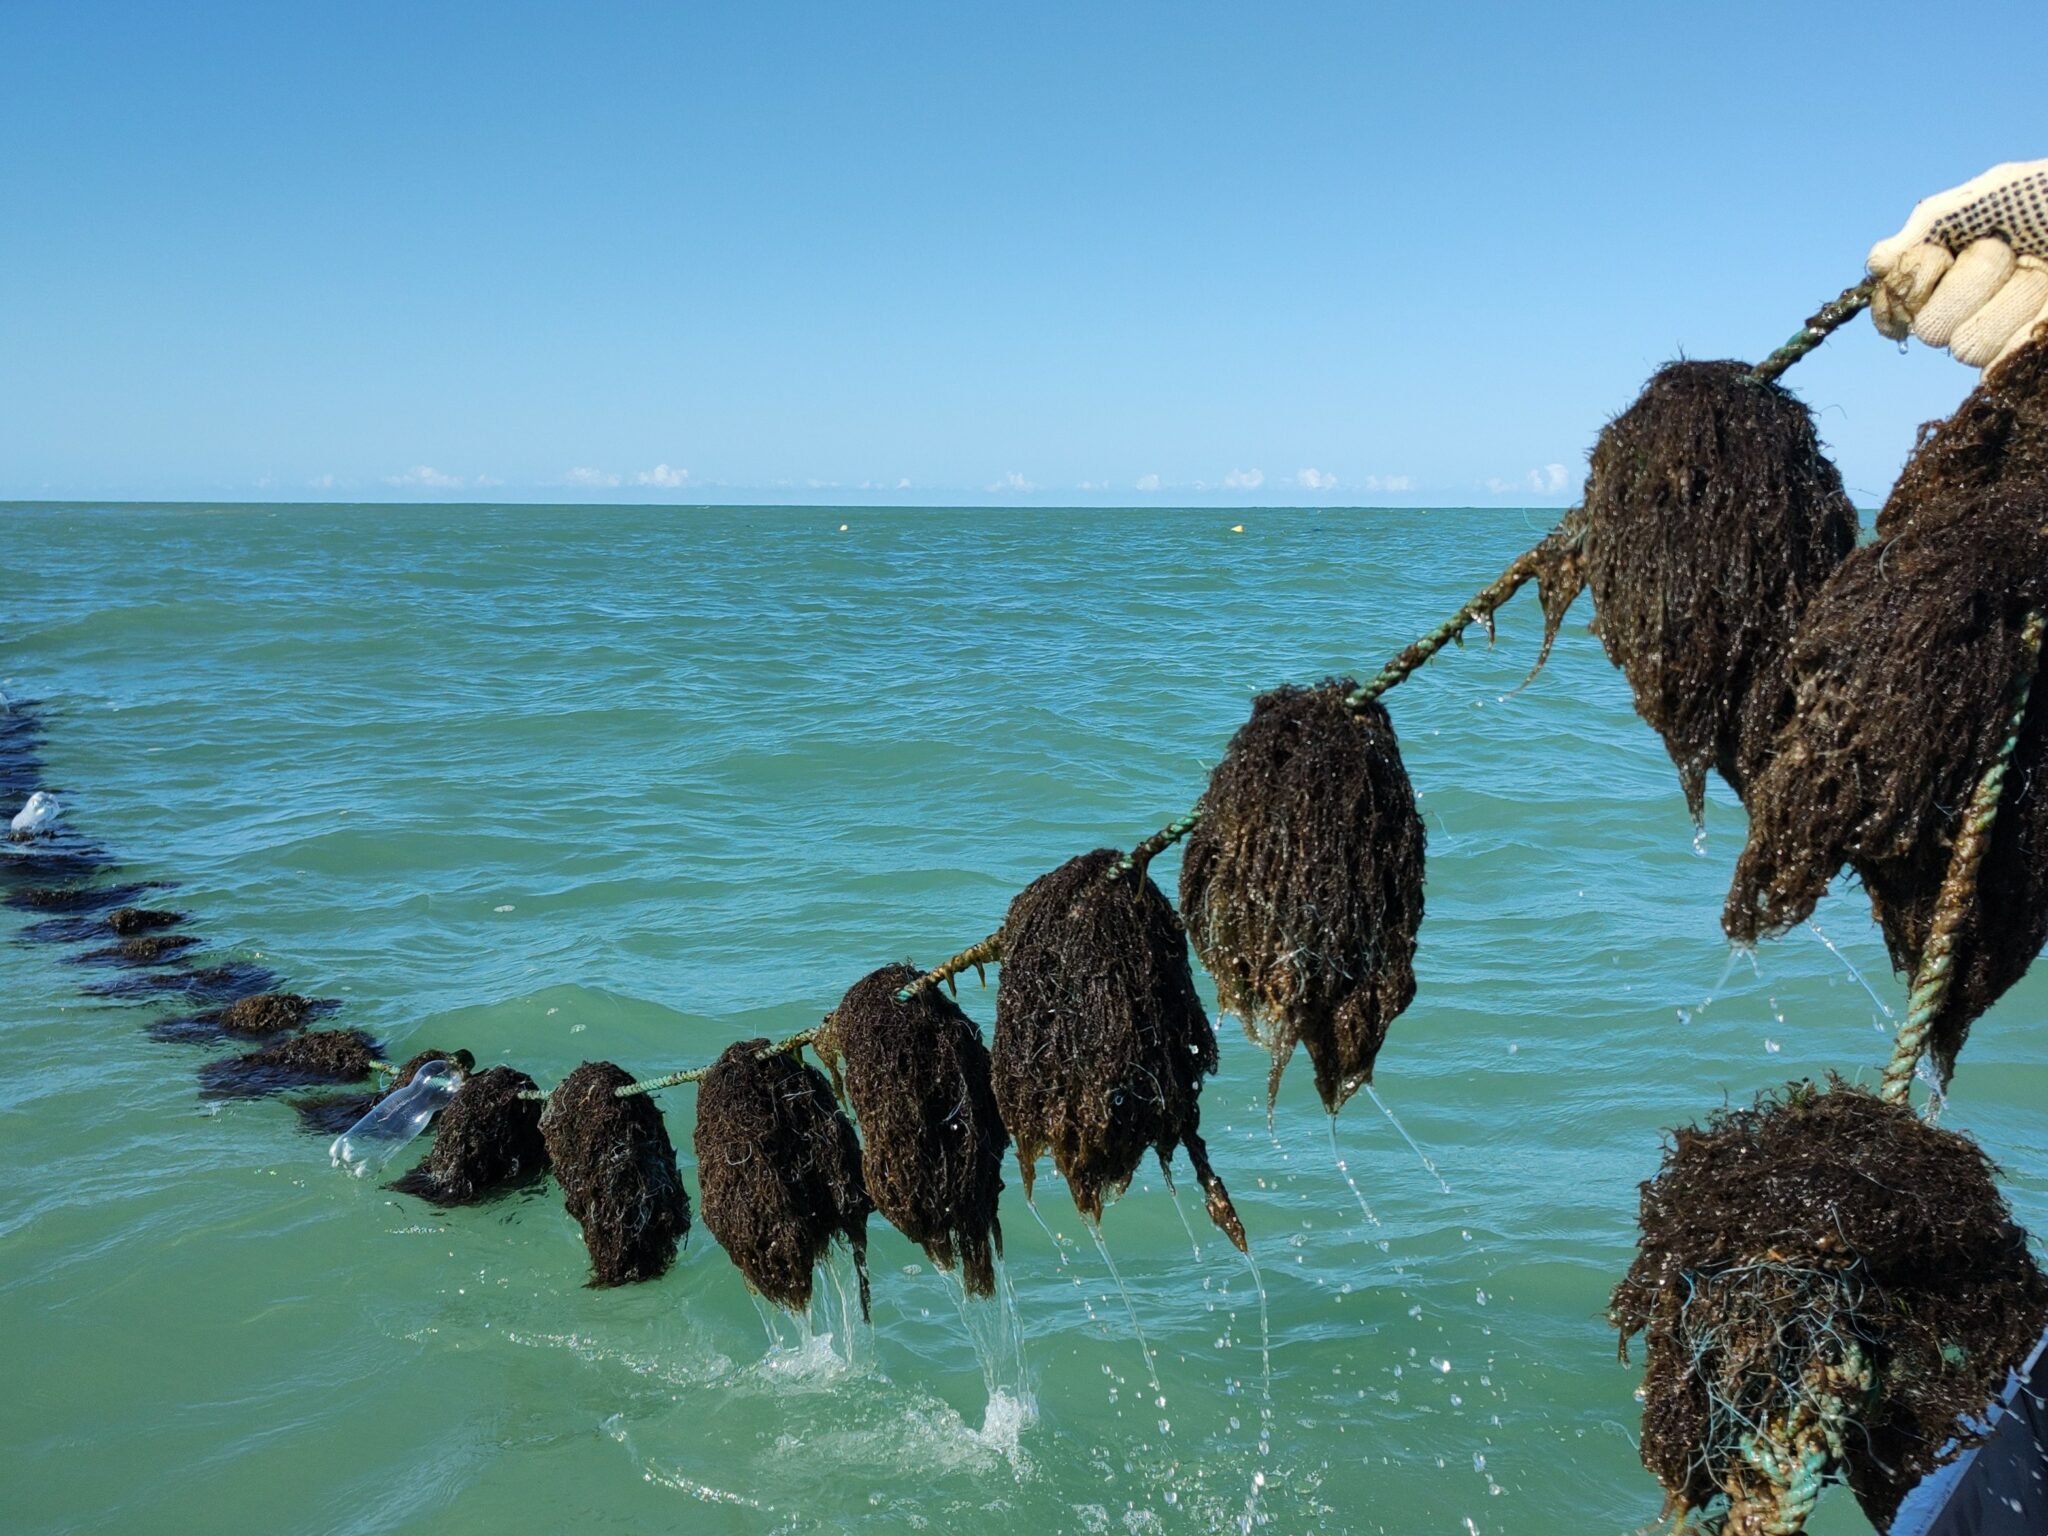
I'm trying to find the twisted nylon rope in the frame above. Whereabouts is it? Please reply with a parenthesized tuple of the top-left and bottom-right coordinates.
(516, 284, 1875, 1107)
(1736, 1340, 1874, 1535)
(895, 930, 1004, 1002)
(1881, 609, 2047, 1104)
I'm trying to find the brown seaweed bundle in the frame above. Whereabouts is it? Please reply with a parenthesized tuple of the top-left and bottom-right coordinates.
(1725, 487, 2048, 1082)
(1583, 360, 1857, 814)
(214, 992, 327, 1036)
(815, 963, 1007, 1296)
(153, 990, 336, 1045)
(694, 1039, 872, 1317)
(106, 906, 184, 936)
(3, 880, 153, 915)
(1611, 1082, 2047, 1532)
(389, 1066, 548, 1205)
(1180, 680, 1424, 1114)
(540, 1061, 692, 1287)
(199, 1027, 381, 1098)
(995, 849, 1245, 1247)
(74, 932, 204, 966)
(288, 1049, 473, 1135)
(1881, 336, 2048, 540)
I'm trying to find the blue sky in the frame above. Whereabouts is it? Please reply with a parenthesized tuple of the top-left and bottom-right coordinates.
(3, 1, 2043, 506)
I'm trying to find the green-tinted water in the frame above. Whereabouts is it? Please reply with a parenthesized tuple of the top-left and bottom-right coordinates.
(5, 503, 2043, 1534)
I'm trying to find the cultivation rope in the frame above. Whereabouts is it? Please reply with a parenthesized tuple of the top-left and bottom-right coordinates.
(1881, 609, 2047, 1104)
(1738, 1340, 1875, 1534)
(514, 284, 1875, 1108)
(896, 930, 1005, 1001)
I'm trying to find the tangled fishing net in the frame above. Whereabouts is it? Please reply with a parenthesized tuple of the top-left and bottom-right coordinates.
(1725, 484, 2048, 1082)
(540, 1061, 693, 1287)
(815, 963, 1008, 1296)
(995, 849, 1245, 1247)
(199, 1027, 382, 1098)
(1612, 1082, 2048, 1532)
(290, 1049, 473, 1135)
(389, 1066, 549, 1205)
(1180, 680, 1424, 1114)
(695, 1038, 873, 1318)
(1582, 360, 1858, 815)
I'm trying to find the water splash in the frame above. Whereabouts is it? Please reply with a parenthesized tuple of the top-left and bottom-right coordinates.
(1326, 1113, 1380, 1228)
(1234, 1245, 1274, 1533)
(1085, 1219, 1167, 1432)
(940, 1261, 1031, 1408)
(1166, 1173, 1204, 1260)
(1807, 923, 1896, 1023)
(1363, 1083, 1450, 1195)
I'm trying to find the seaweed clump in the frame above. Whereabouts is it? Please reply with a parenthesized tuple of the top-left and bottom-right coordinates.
(1880, 336, 2048, 540)
(107, 906, 184, 936)
(199, 1028, 381, 1098)
(1582, 360, 1857, 814)
(389, 1066, 549, 1205)
(1181, 680, 1425, 1115)
(694, 1039, 873, 1317)
(995, 849, 1245, 1247)
(1611, 1082, 2048, 1532)
(75, 932, 204, 966)
(540, 1061, 692, 1287)
(816, 963, 1007, 1295)
(1725, 487, 2048, 1082)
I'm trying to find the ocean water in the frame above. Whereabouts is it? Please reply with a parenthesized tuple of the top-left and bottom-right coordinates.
(4, 502, 2044, 1536)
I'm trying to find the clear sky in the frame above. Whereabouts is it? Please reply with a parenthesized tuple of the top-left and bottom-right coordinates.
(3, 1, 2043, 507)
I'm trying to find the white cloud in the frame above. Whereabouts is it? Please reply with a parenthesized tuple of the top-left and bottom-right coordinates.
(635, 463, 688, 488)
(565, 466, 623, 488)
(1361, 474, 1414, 494)
(1485, 465, 1571, 497)
(1223, 467, 1265, 490)
(387, 465, 465, 489)
(896, 477, 912, 490)
(1295, 468, 1337, 491)
(475, 474, 504, 488)
(987, 471, 1037, 493)
(307, 473, 337, 490)
(1135, 473, 1162, 492)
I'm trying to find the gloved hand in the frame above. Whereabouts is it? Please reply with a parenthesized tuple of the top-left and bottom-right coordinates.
(1867, 158, 2048, 370)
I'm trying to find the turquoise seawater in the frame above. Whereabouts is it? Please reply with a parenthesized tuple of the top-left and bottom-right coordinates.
(5, 503, 2044, 1536)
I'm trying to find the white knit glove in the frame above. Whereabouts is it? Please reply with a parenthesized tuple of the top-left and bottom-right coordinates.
(1868, 159, 2048, 370)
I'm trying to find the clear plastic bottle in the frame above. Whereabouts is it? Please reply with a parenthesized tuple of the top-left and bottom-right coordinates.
(9, 790, 61, 839)
(331, 1059, 465, 1178)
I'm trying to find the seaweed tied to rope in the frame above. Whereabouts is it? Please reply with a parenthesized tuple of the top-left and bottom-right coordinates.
(1611, 1081, 2048, 1533)
(815, 963, 1008, 1296)
(993, 849, 1245, 1249)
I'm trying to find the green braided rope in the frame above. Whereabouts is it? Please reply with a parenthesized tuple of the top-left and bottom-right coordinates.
(1882, 610, 2046, 1104)
(512, 285, 1875, 1112)
(1749, 279, 1876, 387)
(895, 931, 1004, 1002)
(1346, 545, 1547, 709)
(1109, 810, 1204, 878)
(1737, 1340, 1873, 1534)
